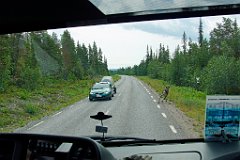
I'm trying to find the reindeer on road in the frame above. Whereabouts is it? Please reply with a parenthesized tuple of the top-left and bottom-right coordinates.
(158, 86, 170, 103)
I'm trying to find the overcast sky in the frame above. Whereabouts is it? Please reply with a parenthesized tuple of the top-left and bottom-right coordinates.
(48, 14, 240, 69)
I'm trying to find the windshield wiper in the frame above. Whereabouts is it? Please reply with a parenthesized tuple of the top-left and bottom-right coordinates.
(89, 136, 204, 147)
(89, 136, 158, 146)
(89, 135, 155, 142)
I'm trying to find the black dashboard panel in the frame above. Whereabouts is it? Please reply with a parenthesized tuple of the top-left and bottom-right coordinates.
(0, 139, 15, 160)
(2, 133, 240, 160)
(107, 141, 240, 160)
(0, 133, 115, 160)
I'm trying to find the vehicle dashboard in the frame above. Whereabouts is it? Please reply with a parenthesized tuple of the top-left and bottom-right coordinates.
(1, 133, 240, 160)
(0, 133, 114, 160)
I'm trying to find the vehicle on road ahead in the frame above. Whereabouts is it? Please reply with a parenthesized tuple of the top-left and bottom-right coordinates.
(89, 82, 113, 101)
(99, 81, 115, 97)
(101, 76, 117, 94)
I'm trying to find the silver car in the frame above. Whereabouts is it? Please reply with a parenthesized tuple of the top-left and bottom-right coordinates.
(101, 76, 117, 94)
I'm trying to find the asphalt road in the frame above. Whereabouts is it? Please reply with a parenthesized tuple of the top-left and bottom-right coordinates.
(16, 76, 193, 140)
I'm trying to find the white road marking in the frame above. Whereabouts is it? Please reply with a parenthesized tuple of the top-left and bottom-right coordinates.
(148, 92, 151, 95)
(169, 125, 177, 133)
(53, 111, 62, 117)
(151, 96, 153, 99)
(153, 99, 156, 102)
(105, 110, 110, 115)
(27, 121, 44, 130)
(161, 113, 167, 118)
(157, 105, 161, 109)
(118, 93, 121, 97)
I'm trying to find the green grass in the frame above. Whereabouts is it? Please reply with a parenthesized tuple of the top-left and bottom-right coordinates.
(16, 89, 32, 100)
(0, 79, 95, 132)
(112, 74, 121, 82)
(24, 103, 39, 115)
(137, 76, 206, 136)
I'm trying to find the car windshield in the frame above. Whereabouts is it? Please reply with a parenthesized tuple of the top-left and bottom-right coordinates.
(0, 12, 240, 141)
(101, 79, 111, 83)
(92, 84, 109, 90)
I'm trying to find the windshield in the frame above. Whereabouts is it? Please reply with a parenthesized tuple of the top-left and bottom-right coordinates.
(1, 13, 240, 141)
(101, 79, 111, 83)
(92, 83, 110, 90)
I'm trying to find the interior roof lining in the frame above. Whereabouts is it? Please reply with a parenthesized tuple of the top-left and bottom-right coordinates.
(0, 1, 239, 35)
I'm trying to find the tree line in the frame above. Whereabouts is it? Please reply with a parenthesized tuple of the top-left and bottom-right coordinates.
(115, 18, 240, 95)
(0, 30, 109, 91)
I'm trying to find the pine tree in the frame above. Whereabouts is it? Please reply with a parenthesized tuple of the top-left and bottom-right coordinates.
(149, 47, 153, 61)
(18, 33, 41, 90)
(232, 19, 240, 58)
(146, 45, 150, 67)
(182, 31, 187, 54)
(0, 35, 11, 92)
(103, 56, 109, 75)
(170, 46, 186, 86)
(88, 44, 95, 77)
(10, 33, 22, 83)
(98, 48, 104, 75)
(198, 18, 204, 47)
(163, 46, 170, 64)
(81, 43, 89, 73)
(158, 43, 163, 63)
(61, 30, 76, 79)
(210, 17, 239, 58)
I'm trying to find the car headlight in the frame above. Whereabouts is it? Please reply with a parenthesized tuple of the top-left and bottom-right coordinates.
(90, 92, 94, 94)
(105, 91, 110, 94)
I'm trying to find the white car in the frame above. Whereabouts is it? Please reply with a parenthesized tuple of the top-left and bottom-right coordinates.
(101, 76, 117, 94)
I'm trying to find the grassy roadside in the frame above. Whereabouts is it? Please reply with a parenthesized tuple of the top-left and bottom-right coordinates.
(112, 74, 121, 82)
(137, 76, 206, 136)
(0, 78, 99, 132)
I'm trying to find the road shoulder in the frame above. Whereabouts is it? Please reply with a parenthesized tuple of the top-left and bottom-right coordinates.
(140, 80, 200, 138)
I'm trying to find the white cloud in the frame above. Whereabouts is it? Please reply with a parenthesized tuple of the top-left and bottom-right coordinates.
(48, 24, 180, 69)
